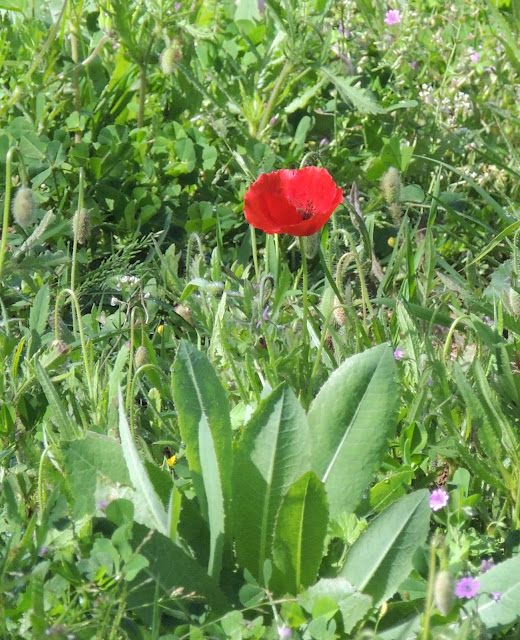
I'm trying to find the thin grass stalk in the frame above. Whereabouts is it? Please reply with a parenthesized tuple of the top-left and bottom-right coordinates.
(129, 363, 164, 438)
(422, 534, 440, 640)
(298, 236, 310, 403)
(54, 288, 95, 402)
(71, 168, 85, 293)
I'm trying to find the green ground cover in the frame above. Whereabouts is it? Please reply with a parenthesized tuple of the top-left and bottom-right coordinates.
(2, 0, 520, 637)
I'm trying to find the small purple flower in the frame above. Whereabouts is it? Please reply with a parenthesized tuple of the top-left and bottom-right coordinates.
(174, 2, 181, 9)
(410, 60, 420, 71)
(469, 51, 480, 64)
(270, 116, 277, 125)
(278, 627, 292, 639)
(430, 488, 449, 511)
(262, 306, 269, 321)
(455, 577, 481, 599)
(480, 558, 494, 573)
(39, 546, 50, 557)
(258, 0, 265, 12)
(384, 9, 402, 26)
(97, 500, 109, 511)
(319, 137, 329, 147)
(393, 348, 405, 360)
(427, 377, 434, 387)
(490, 591, 502, 602)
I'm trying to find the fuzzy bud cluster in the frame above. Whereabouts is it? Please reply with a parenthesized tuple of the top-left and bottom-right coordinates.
(73, 208, 91, 244)
(160, 42, 182, 75)
(134, 346, 149, 369)
(12, 186, 34, 228)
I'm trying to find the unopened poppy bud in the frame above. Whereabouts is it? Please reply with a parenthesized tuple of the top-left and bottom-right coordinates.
(73, 207, 91, 244)
(332, 295, 347, 327)
(510, 288, 520, 317)
(381, 167, 401, 205)
(174, 304, 193, 325)
(381, 167, 401, 224)
(149, 387, 161, 412)
(159, 42, 181, 74)
(434, 570, 455, 616)
(12, 186, 34, 228)
(134, 346, 148, 368)
(302, 231, 320, 259)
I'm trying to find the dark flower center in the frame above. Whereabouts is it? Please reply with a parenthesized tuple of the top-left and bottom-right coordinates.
(293, 199, 315, 220)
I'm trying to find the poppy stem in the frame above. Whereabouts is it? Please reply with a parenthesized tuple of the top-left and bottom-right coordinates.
(298, 236, 310, 390)
(250, 226, 260, 281)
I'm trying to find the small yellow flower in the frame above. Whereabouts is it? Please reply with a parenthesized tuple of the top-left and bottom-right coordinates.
(387, 236, 396, 247)
(157, 324, 165, 335)
(167, 454, 177, 468)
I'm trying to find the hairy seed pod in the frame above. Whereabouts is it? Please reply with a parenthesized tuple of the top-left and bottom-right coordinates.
(381, 167, 401, 205)
(433, 570, 455, 616)
(510, 288, 520, 317)
(134, 345, 149, 369)
(174, 304, 193, 325)
(381, 167, 402, 224)
(12, 186, 34, 228)
(73, 208, 91, 244)
(302, 231, 320, 260)
(332, 295, 347, 327)
(159, 42, 181, 74)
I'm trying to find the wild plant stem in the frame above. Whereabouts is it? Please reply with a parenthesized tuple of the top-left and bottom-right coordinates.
(257, 60, 293, 136)
(71, 168, 85, 294)
(251, 226, 259, 281)
(138, 66, 146, 128)
(0, 147, 15, 282)
(299, 237, 310, 404)
(422, 536, 439, 640)
(54, 288, 95, 403)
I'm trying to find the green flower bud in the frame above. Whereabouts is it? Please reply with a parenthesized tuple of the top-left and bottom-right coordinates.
(159, 42, 181, 75)
(134, 345, 149, 369)
(302, 231, 320, 260)
(12, 186, 34, 228)
(381, 167, 402, 224)
(510, 288, 520, 317)
(381, 167, 401, 206)
(73, 207, 91, 244)
(434, 570, 455, 616)
(332, 295, 347, 327)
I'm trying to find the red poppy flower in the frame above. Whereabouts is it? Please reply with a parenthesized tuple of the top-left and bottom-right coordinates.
(244, 167, 343, 236)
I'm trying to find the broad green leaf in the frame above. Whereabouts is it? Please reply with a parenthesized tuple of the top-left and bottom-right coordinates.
(234, 0, 260, 22)
(301, 578, 372, 634)
(174, 138, 196, 172)
(36, 360, 78, 440)
(61, 432, 131, 519)
(118, 389, 168, 535)
(171, 340, 232, 579)
(29, 284, 50, 335)
(308, 344, 399, 516)
(168, 485, 182, 541)
(0, 0, 27, 9)
(321, 69, 386, 114)
(468, 554, 520, 629)
(233, 384, 311, 584)
(285, 77, 327, 114)
(127, 523, 228, 620)
(339, 490, 430, 605)
(367, 468, 415, 513)
(272, 471, 328, 594)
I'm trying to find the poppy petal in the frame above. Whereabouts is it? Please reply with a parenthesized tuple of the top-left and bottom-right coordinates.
(244, 167, 343, 236)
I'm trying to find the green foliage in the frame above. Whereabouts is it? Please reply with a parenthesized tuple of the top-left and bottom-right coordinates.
(3, 0, 520, 637)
